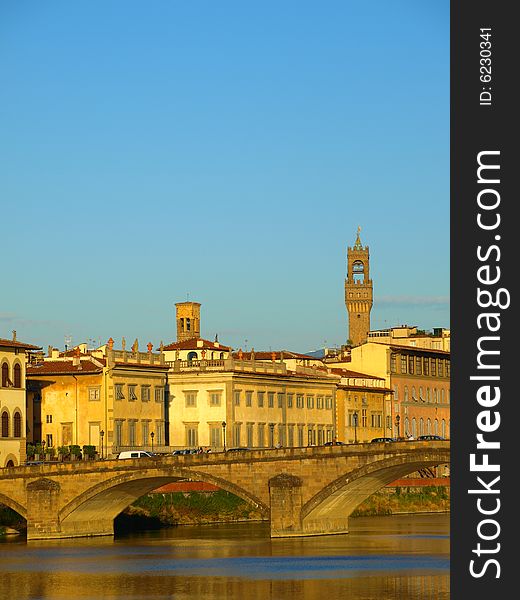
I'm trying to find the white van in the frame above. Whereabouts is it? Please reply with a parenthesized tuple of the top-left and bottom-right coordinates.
(117, 450, 154, 459)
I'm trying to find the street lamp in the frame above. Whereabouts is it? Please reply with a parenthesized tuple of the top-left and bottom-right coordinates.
(100, 430, 104, 459)
(150, 431, 155, 454)
(221, 421, 227, 451)
(353, 411, 358, 444)
(395, 414, 401, 438)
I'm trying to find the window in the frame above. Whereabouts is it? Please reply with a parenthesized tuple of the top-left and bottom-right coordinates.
(268, 392, 274, 408)
(1, 412, 10, 441)
(278, 424, 286, 446)
(186, 425, 198, 447)
(423, 358, 429, 376)
(128, 421, 136, 446)
(247, 423, 254, 447)
(404, 386, 409, 402)
(431, 359, 437, 376)
(316, 396, 323, 409)
(13, 364, 21, 388)
(209, 424, 221, 448)
(298, 425, 304, 447)
(115, 384, 125, 400)
(325, 396, 332, 410)
(306, 396, 314, 409)
(209, 391, 221, 406)
(268, 424, 275, 447)
(14, 412, 22, 437)
(141, 386, 151, 402)
(142, 421, 149, 444)
(245, 391, 253, 407)
(296, 395, 304, 408)
(115, 421, 123, 446)
(390, 354, 397, 373)
(446, 361, 450, 377)
(371, 413, 382, 428)
(317, 428, 324, 446)
(416, 357, 422, 375)
(361, 408, 367, 427)
(185, 391, 197, 407)
(128, 385, 138, 401)
(155, 387, 164, 403)
(187, 351, 197, 361)
(1, 363, 9, 387)
(234, 390, 241, 406)
(46, 433, 53, 447)
(400, 355, 407, 374)
(277, 393, 284, 408)
(408, 356, 414, 374)
(233, 423, 241, 447)
(88, 387, 101, 401)
(438, 359, 444, 377)
(307, 427, 315, 446)
(288, 424, 294, 446)
(257, 392, 264, 407)
(257, 423, 265, 447)
(46, 414, 52, 424)
(155, 421, 164, 445)
(287, 393, 293, 408)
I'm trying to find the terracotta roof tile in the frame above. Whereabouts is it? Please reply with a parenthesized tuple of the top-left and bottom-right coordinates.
(0, 338, 41, 350)
(162, 338, 231, 351)
(27, 360, 103, 375)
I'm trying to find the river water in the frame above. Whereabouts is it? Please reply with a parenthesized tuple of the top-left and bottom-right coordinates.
(0, 513, 449, 600)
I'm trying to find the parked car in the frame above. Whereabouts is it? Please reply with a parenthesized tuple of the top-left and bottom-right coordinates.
(370, 437, 396, 443)
(117, 450, 154, 459)
(324, 440, 347, 446)
(416, 435, 445, 441)
(226, 447, 250, 452)
(172, 449, 198, 455)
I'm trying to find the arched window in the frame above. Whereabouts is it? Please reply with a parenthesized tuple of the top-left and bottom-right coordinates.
(13, 412, 22, 438)
(187, 351, 197, 362)
(441, 389, 445, 403)
(433, 388, 438, 403)
(404, 386, 409, 402)
(404, 417, 410, 436)
(419, 418, 424, 436)
(412, 417, 417, 437)
(442, 419, 446, 438)
(426, 388, 431, 402)
(14, 364, 22, 388)
(412, 386, 416, 401)
(427, 418, 432, 434)
(1, 362, 9, 387)
(1, 411, 9, 437)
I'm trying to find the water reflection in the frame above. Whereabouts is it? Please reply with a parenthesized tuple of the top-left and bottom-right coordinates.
(0, 514, 449, 600)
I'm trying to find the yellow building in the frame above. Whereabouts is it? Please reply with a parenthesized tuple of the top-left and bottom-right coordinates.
(367, 325, 450, 352)
(330, 341, 450, 439)
(1, 332, 41, 467)
(333, 368, 393, 443)
(167, 352, 339, 450)
(27, 339, 169, 457)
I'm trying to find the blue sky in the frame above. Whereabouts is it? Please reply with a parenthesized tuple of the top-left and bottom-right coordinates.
(1, 1, 449, 353)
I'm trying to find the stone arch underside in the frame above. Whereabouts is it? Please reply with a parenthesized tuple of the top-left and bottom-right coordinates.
(301, 450, 450, 532)
(0, 491, 27, 519)
(59, 467, 269, 533)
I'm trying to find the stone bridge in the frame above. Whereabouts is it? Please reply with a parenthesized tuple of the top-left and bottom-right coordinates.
(0, 441, 449, 540)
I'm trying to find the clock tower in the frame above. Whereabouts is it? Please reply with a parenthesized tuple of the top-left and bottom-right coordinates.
(344, 227, 373, 346)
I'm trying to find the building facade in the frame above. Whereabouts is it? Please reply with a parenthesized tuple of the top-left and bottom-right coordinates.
(0, 333, 40, 467)
(26, 341, 169, 457)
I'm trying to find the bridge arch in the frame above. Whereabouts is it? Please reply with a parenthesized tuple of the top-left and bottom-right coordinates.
(58, 465, 269, 533)
(0, 491, 27, 519)
(301, 449, 449, 532)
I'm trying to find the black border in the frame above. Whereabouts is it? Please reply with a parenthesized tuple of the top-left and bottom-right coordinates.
(451, 2, 515, 596)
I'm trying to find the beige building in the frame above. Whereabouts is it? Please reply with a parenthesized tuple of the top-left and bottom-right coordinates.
(167, 353, 339, 450)
(27, 340, 169, 457)
(1, 332, 41, 467)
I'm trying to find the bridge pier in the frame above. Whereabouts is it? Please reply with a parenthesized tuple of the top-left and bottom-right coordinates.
(269, 473, 304, 537)
(26, 477, 114, 540)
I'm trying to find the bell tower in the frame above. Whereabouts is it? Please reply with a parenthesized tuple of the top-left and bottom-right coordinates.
(175, 301, 201, 342)
(345, 227, 373, 346)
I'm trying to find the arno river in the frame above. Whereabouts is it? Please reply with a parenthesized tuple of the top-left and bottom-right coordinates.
(0, 513, 449, 600)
